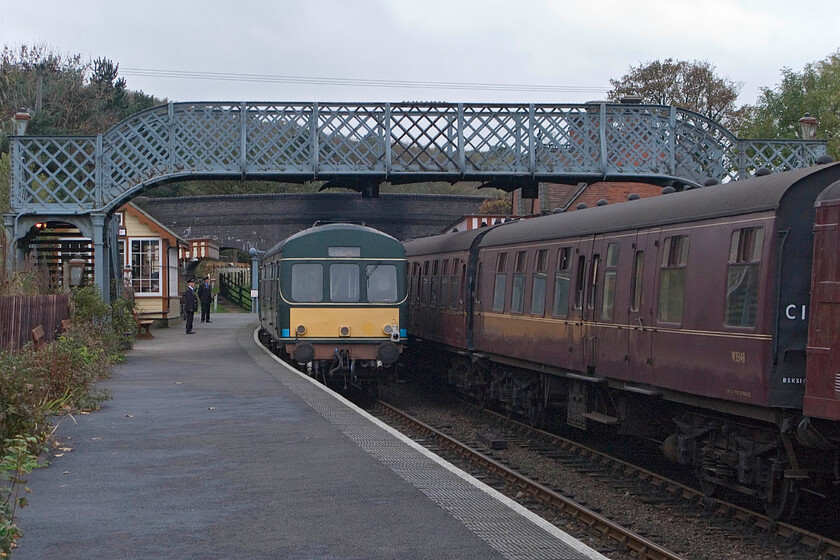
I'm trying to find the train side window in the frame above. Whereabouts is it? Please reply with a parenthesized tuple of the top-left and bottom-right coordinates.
(450, 258, 461, 310)
(330, 263, 360, 303)
(657, 235, 689, 323)
(725, 227, 764, 327)
(493, 253, 508, 312)
(630, 251, 644, 312)
(574, 255, 587, 309)
(431, 260, 440, 308)
(587, 254, 600, 310)
(553, 247, 572, 317)
(440, 259, 450, 309)
(531, 249, 548, 316)
(291, 263, 323, 303)
(366, 264, 398, 303)
(600, 243, 619, 320)
(410, 261, 420, 303)
(422, 260, 430, 304)
(511, 251, 527, 314)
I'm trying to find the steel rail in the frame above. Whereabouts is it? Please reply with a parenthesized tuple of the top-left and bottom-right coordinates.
(475, 404, 840, 559)
(376, 400, 687, 560)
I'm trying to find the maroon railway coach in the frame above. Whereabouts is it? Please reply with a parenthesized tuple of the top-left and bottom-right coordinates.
(405, 161, 840, 519)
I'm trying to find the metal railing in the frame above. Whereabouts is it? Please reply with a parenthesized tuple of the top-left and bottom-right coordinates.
(218, 267, 251, 312)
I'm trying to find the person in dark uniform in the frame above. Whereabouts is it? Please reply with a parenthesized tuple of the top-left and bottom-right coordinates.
(183, 277, 198, 334)
(197, 275, 213, 323)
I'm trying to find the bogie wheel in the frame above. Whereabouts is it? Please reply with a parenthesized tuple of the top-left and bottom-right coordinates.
(698, 474, 718, 498)
(764, 477, 800, 520)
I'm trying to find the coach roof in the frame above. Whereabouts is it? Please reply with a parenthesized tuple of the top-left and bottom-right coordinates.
(264, 222, 401, 258)
(477, 162, 840, 248)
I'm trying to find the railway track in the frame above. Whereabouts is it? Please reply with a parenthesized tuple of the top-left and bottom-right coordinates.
(472, 403, 840, 559)
(374, 400, 686, 560)
(373, 393, 840, 560)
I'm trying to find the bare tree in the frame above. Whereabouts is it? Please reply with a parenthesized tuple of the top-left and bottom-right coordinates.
(608, 59, 744, 132)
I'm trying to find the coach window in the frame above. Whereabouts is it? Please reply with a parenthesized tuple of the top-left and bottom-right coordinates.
(630, 251, 644, 311)
(450, 258, 461, 309)
(725, 227, 764, 327)
(366, 264, 398, 303)
(493, 253, 508, 312)
(422, 260, 431, 305)
(330, 263, 360, 303)
(410, 262, 420, 303)
(658, 235, 690, 323)
(553, 247, 572, 317)
(531, 249, 548, 316)
(587, 254, 600, 311)
(441, 260, 451, 309)
(291, 263, 323, 302)
(430, 260, 441, 308)
(511, 251, 527, 313)
(574, 255, 587, 309)
(600, 243, 619, 320)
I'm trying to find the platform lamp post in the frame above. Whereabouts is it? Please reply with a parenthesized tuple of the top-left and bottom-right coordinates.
(12, 109, 31, 136)
(798, 112, 818, 140)
(67, 254, 86, 287)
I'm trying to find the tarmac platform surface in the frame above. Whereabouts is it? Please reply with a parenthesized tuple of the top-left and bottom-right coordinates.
(14, 314, 609, 560)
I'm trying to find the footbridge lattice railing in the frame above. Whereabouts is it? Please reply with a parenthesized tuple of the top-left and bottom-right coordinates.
(8, 101, 827, 215)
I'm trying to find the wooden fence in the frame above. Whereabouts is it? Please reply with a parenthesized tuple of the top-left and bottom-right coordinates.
(218, 267, 252, 312)
(0, 293, 71, 351)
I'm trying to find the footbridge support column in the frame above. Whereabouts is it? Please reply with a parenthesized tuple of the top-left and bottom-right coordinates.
(91, 213, 111, 304)
(3, 213, 16, 276)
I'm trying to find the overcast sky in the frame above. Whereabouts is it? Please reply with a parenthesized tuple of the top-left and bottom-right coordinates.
(1, 0, 838, 108)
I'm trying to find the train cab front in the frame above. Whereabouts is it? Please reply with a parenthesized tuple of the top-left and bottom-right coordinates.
(284, 306, 406, 369)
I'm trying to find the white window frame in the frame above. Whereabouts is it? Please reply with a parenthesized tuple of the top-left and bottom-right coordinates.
(130, 237, 162, 296)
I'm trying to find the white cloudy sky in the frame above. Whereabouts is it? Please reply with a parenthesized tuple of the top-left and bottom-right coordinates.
(1, 0, 838, 107)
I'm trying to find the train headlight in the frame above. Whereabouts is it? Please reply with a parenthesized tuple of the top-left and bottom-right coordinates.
(295, 324, 306, 336)
(339, 326, 350, 337)
(384, 323, 399, 341)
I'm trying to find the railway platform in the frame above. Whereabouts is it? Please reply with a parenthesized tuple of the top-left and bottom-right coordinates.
(14, 314, 609, 560)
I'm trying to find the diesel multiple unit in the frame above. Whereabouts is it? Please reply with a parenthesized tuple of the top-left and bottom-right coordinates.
(258, 223, 408, 395)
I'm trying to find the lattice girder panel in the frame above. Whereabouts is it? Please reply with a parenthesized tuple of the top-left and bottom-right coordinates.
(737, 141, 826, 179)
(12, 138, 98, 211)
(172, 104, 241, 174)
(673, 111, 737, 184)
(603, 106, 671, 175)
(246, 104, 312, 173)
(389, 104, 459, 174)
(316, 104, 387, 173)
(532, 105, 600, 174)
(459, 104, 530, 174)
(101, 106, 171, 204)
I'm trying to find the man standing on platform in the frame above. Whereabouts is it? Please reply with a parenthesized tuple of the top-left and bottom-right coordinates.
(198, 275, 213, 323)
(183, 277, 198, 334)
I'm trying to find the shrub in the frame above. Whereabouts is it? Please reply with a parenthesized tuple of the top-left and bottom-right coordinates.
(0, 435, 40, 556)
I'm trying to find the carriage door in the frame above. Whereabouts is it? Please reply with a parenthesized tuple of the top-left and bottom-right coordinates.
(584, 235, 608, 371)
(804, 196, 840, 420)
(572, 236, 594, 372)
(627, 228, 659, 385)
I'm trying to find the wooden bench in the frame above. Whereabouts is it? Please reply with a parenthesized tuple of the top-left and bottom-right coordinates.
(133, 312, 155, 340)
(31, 325, 45, 349)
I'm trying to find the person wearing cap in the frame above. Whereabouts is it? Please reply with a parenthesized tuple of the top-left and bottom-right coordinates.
(182, 277, 198, 334)
(197, 275, 213, 323)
